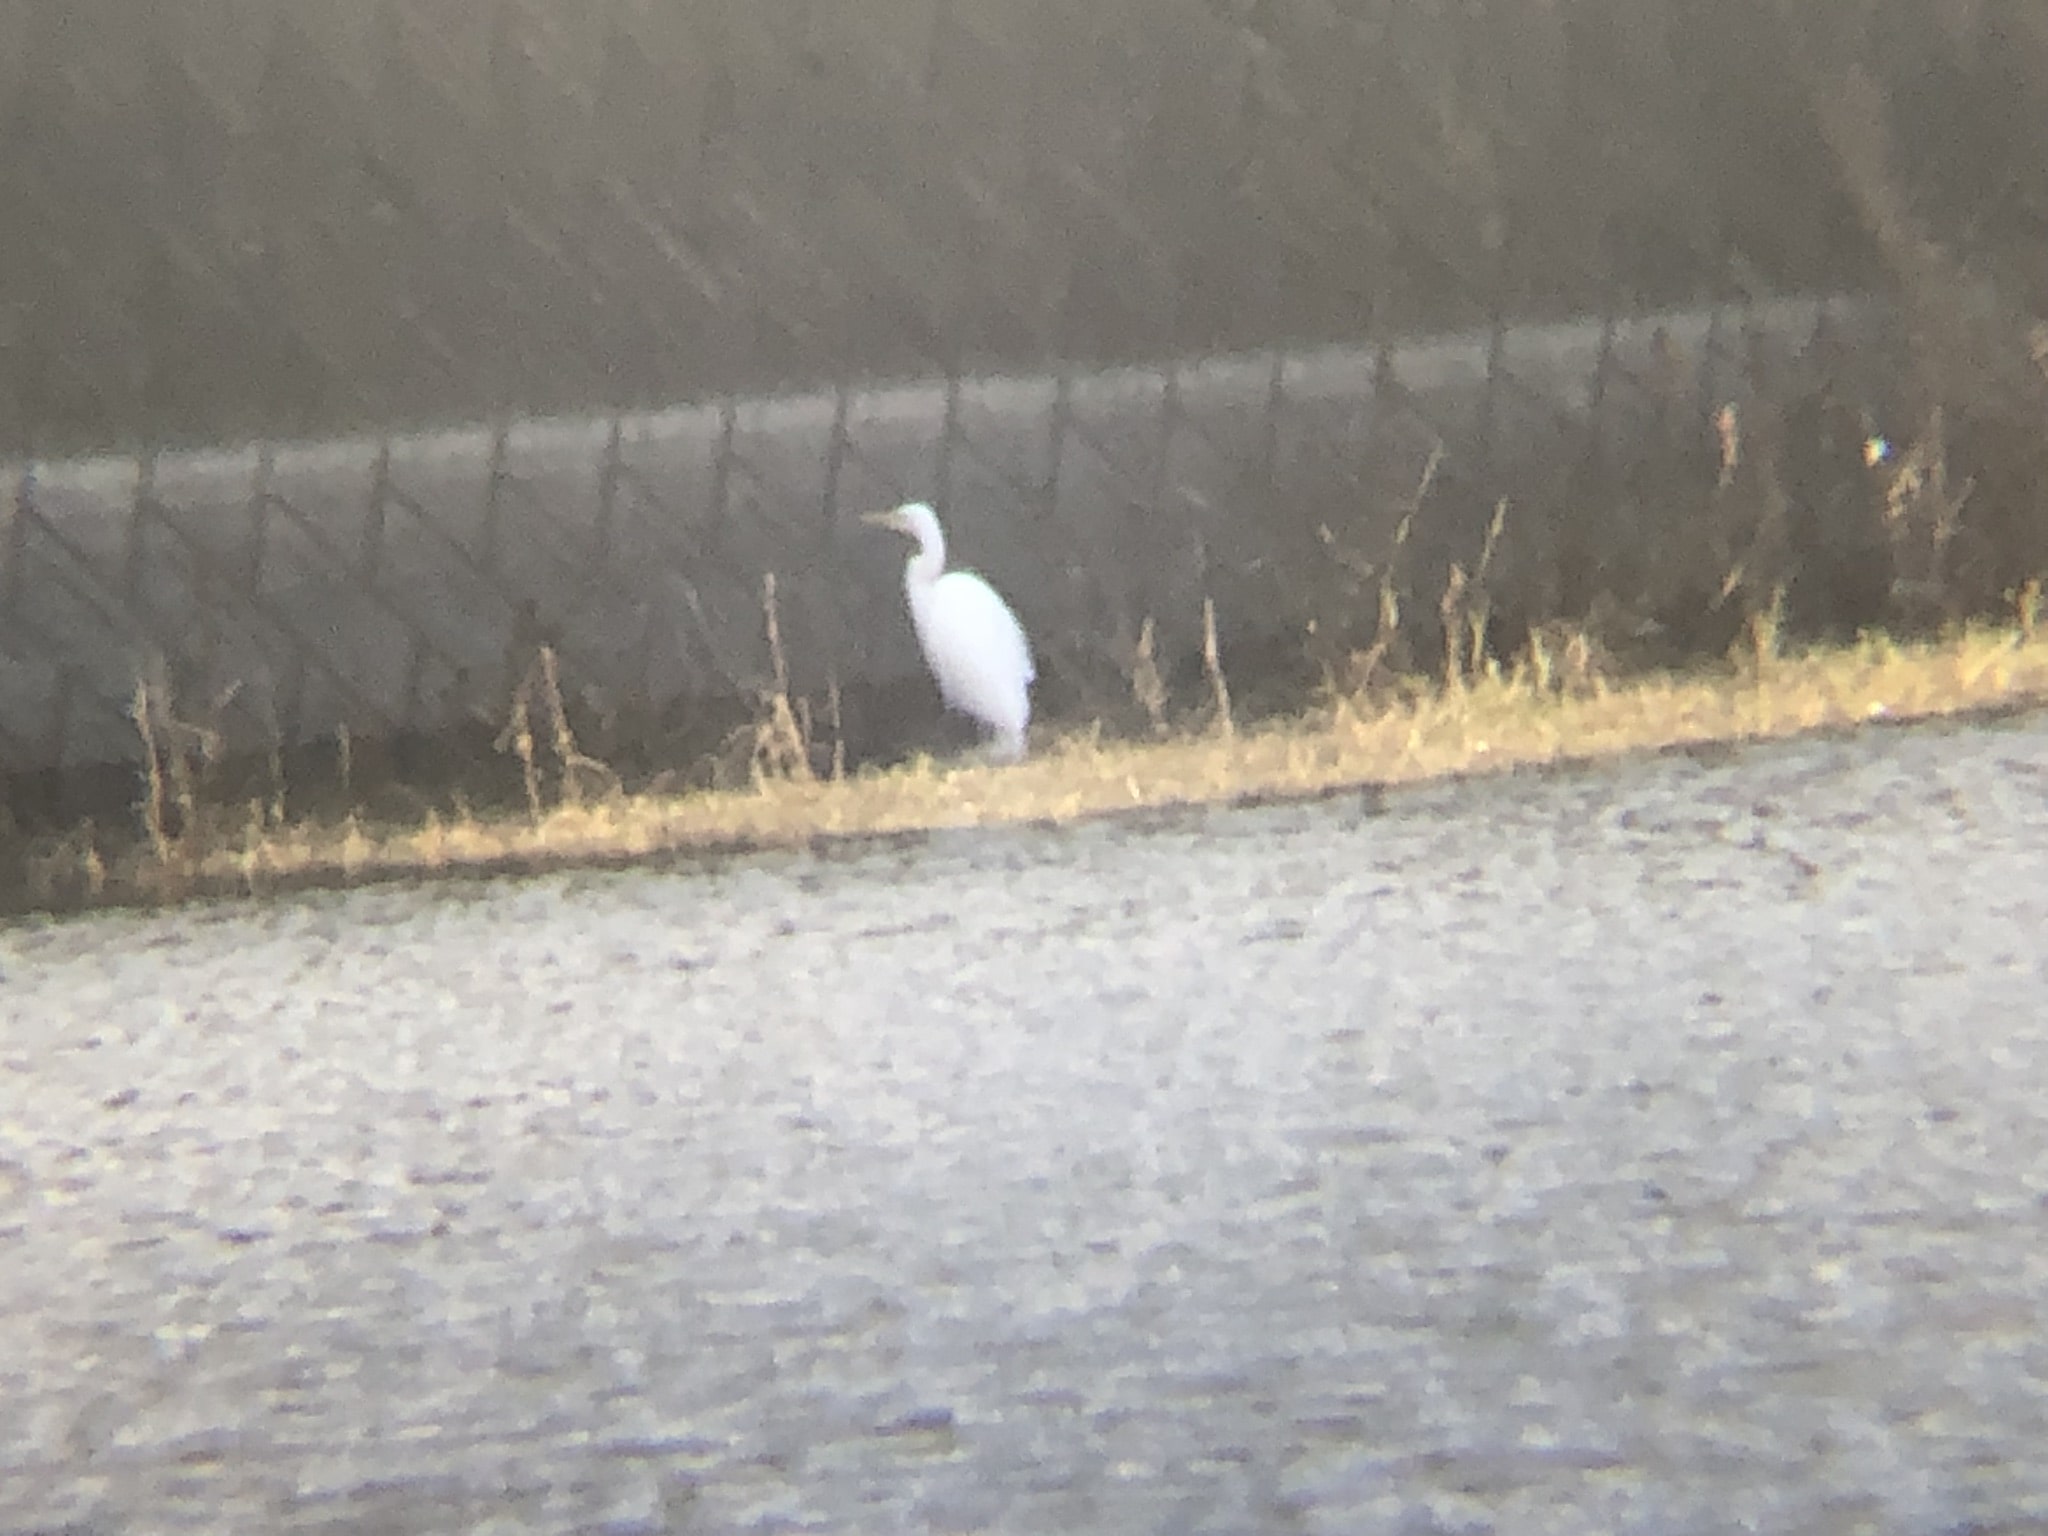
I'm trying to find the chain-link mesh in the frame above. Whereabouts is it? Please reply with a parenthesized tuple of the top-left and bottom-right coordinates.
(0, 0, 1906, 447)
(1, 0, 2044, 786)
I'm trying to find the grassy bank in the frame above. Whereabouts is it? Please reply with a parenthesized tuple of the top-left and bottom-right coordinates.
(8, 615, 2047, 921)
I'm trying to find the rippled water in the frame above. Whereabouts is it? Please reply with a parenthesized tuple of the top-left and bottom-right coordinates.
(4, 714, 2048, 1534)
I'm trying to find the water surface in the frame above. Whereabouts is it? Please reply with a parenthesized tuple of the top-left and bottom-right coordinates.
(4, 715, 2047, 1533)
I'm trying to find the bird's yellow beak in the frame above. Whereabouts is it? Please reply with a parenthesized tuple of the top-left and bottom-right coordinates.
(861, 508, 908, 532)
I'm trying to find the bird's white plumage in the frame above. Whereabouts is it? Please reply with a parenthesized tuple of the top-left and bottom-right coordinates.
(865, 501, 1035, 760)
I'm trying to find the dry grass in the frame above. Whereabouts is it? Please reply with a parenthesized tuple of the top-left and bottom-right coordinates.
(11, 617, 2048, 921)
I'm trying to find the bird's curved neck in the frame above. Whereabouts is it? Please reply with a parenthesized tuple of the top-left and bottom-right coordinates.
(905, 523, 947, 588)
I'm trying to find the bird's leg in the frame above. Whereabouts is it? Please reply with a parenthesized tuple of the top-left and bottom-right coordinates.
(981, 727, 1028, 765)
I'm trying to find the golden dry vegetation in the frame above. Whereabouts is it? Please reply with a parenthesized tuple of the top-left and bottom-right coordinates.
(11, 600, 2046, 921)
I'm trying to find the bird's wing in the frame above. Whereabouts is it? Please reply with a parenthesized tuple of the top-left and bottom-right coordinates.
(915, 572, 1035, 719)
(957, 572, 1033, 683)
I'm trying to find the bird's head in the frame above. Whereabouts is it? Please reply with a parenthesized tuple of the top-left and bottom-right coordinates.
(860, 501, 937, 539)
(861, 502, 946, 566)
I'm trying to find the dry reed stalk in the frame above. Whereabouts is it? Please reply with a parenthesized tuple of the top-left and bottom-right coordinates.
(1466, 499, 1509, 680)
(1411, 441, 1445, 516)
(1880, 408, 1972, 622)
(532, 645, 623, 806)
(1342, 444, 1438, 691)
(764, 573, 789, 694)
(1525, 628, 1555, 695)
(169, 739, 200, 851)
(30, 818, 108, 907)
(538, 646, 579, 802)
(1131, 617, 1169, 736)
(752, 573, 813, 785)
(131, 678, 171, 863)
(1523, 619, 1608, 699)
(341, 812, 368, 875)
(1315, 440, 1439, 682)
(1438, 562, 1469, 690)
(80, 827, 105, 899)
(1202, 596, 1233, 738)
(826, 672, 846, 781)
(1715, 402, 1741, 492)
(1746, 587, 1787, 674)
(416, 809, 448, 869)
(241, 800, 266, 894)
(2016, 577, 2042, 640)
(496, 671, 543, 823)
(258, 692, 287, 827)
(1350, 513, 1413, 697)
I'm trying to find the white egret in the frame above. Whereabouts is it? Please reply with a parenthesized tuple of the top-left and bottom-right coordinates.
(862, 501, 1035, 761)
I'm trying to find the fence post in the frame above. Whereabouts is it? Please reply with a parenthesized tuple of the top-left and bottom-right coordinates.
(0, 466, 27, 613)
(363, 440, 392, 582)
(594, 417, 623, 567)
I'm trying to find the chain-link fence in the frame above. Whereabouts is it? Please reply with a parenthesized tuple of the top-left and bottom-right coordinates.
(0, 293, 1893, 775)
(1, 0, 2045, 794)
(0, 0, 1907, 448)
